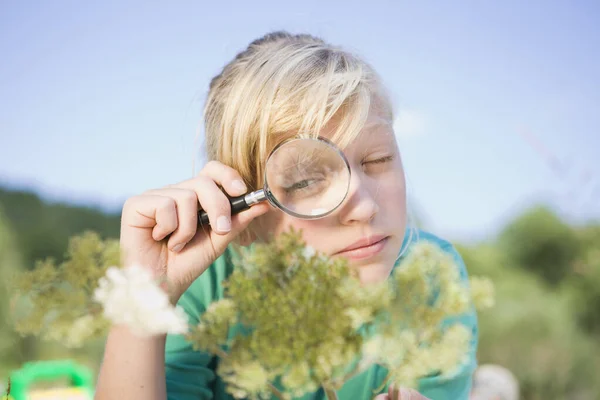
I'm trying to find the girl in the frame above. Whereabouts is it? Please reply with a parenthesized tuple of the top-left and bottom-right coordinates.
(95, 31, 478, 400)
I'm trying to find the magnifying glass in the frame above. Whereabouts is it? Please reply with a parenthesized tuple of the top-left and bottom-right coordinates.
(198, 136, 351, 226)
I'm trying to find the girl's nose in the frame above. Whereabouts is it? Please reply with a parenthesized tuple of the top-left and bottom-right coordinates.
(337, 169, 380, 225)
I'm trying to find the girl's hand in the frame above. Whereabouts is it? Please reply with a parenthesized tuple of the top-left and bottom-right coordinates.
(119, 161, 270, 303)
(374, 386, 430, 400)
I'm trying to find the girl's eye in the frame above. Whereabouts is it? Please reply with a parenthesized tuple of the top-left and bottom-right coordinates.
(363, 155, 394, 165)
(286, 179, 317, 192)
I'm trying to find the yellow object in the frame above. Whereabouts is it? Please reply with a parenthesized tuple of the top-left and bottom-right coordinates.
(28, 388, 91, 400)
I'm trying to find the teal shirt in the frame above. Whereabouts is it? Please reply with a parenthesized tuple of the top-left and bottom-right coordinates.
(165, 229, 479, 400)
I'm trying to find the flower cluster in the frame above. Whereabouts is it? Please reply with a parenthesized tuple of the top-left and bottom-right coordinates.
(10, 232, 119, 347)
(367, 241, 477, 389)
(186, 231, 491, 399)
(10, 231, 189, 346)
(188, 229, 390, 399)
(10, 228, 494, 400)
(94, 265, 188, 336)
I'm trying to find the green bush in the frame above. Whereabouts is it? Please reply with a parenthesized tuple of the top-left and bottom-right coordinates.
(565, 225, 600, 335)
(459, 243, 600, 399)
(497, 206, 581, 286)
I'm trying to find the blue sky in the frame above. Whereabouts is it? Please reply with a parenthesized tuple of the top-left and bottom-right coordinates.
(1, 0, 598, 243)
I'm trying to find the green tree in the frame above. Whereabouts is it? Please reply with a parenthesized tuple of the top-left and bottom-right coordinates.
(0, 187, 121, 267)
(498, 206, 581, 286)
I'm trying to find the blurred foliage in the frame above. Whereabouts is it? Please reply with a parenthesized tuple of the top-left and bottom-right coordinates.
(457, 205, 600, 399)
(566, 225, 600, 336)
(11, 231, 119, 348)
(0, 188, 121, 380)
(1, 186, 599, 399)
(0, 209, 24, 376)
(497, 206, 581, 286)
(457, 242, 600, 399)
(0, 188, 120, 269)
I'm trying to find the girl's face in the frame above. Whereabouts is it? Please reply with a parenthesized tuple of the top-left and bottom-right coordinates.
(256, 105, 407, 284)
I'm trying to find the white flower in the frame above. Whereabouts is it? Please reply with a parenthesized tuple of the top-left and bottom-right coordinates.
(93, 265, 188, 336)
(302, 246, 316, 260)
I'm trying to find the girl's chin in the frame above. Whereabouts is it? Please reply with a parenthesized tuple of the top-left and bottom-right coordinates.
(354, 263, 394, 285)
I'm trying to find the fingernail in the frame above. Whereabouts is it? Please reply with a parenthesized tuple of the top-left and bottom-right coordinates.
(172, 243, 184, 252)
(232, 180, 247, 193)
(216, 215, 231, 232)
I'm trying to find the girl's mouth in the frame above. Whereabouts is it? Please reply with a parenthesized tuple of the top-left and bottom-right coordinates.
(334, 236, 389, 260)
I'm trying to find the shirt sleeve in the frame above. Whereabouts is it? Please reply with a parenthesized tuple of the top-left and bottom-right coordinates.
(165, 250, 234, 400)
(417, 233, 479, 400)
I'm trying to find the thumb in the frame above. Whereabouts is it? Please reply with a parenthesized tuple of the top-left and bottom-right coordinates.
(373, 386, 424, 400)
(210, 203, 270, 251)
(389, 385, 431, 400)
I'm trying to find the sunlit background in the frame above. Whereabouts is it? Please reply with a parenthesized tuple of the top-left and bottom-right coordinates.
(1, 1, 599, 399)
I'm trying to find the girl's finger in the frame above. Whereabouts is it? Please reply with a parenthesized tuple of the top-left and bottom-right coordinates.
(388, 385, 430, 400)
(122, 194, 179, 241)
(173, 175, 233, 235)
(143, 188, 199, 252)
(176, 160, 248, 197)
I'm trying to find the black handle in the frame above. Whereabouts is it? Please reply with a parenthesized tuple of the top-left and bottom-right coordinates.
(198, 193, 249, 226)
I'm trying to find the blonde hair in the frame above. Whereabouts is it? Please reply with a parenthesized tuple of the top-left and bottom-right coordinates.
(203, 31, 393, 191)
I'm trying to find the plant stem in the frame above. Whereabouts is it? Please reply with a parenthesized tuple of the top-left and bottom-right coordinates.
(267, 384, 286, 400)
(213, 346, 229, 359)
(323, 386, 339, 400)
(340, 362, 364, 384)
(371, 371, 393, 398)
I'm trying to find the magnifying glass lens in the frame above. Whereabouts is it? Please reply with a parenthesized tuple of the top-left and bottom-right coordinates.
(265, 138, 350, 218)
